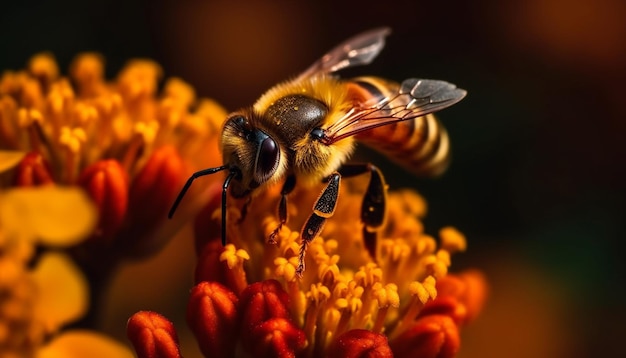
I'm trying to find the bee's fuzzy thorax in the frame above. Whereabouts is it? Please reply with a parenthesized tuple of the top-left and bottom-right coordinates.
(252, 75, 357, 185)
(253, 75, 353, 123)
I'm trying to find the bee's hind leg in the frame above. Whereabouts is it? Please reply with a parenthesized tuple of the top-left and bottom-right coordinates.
(338, 163, 387, 260)
(268, 174, 296, 244)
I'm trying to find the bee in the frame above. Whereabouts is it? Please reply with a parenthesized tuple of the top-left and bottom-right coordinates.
(169, 27, 466, 275)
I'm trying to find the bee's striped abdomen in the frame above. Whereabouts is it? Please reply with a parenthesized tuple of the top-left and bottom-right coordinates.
(351, 77, 451, 177)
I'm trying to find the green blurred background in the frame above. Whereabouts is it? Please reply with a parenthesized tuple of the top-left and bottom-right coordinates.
(2, 0, 624, 357)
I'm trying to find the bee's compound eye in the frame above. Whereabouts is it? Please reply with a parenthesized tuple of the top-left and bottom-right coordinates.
(310, 128, 324, 140)
(256, 136, 280, 179)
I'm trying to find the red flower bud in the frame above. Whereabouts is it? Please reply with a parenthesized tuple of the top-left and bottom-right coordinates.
(125, 145, 185, 255)
(14, 151, 54, 186)
(77, 159, 128, 241)
(194, 240, 228, 285)
(448, 270, 488, 324)
(187, 281, 239, 358)
(328, 329, 393, 358)
(421, 270, 488, 326)
(127, 311, 181, 358)
(419, 295, 466, 326)
(239, 280, 290, 331)
(390, 314, 460, 358)
(248, 318, 306, 358)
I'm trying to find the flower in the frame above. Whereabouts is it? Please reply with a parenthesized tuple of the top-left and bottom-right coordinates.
(1, 52, 227, 254)
(0, 53, 227, 354)
(0, 186, 132, 357)
(0, 51, 485, 357)
(129, 177, 487, 357)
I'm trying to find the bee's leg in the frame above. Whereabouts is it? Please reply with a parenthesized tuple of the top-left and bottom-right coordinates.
(297, 172, 341, 275)
(338, 163, 387, 260)
(268, 174, 297, 244)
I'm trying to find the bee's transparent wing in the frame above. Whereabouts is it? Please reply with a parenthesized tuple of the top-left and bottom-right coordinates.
(297, 27, 391, 80)
(322, 78, 467, 144)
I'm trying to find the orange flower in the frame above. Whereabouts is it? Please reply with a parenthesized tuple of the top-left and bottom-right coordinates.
(1, 52, 226, 253)
(129, 179, 487, 357)
(0, 53, 226, 355)
(0, 186, 132, 357)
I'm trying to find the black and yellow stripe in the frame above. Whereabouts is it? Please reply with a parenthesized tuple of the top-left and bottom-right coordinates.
(352, 77, 451, 177)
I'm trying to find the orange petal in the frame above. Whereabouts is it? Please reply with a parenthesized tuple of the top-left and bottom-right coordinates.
(77, 159, 128, 241)
(127, 311, 181, 358)
(419, 296, 467, 326)
(0, 150, 26, 173)
(0, 187, 96, 246)
(421, 270, 488, 325)
(328, 329, 393, 358)
(30, 253, 88, 333)
(186, 281, 239, 357)
(390, 315, 460, 358)
(455, 270, 488, 324)
(36, 330, 134, 358)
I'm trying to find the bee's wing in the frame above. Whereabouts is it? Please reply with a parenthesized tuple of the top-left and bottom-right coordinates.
(297, 27, 391, 80)
(322, 78, 467, 144)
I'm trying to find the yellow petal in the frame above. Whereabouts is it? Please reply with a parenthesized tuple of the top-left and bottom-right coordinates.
(0, 187, 96, 246)
(36, 330, 134, 358)
(30, 253, 88, 332)
(0, 150, 26, 173)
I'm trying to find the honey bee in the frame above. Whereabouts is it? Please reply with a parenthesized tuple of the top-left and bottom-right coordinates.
(169, 28, 466, 274)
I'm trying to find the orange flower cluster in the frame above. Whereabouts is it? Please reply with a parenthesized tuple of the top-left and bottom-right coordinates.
(0, 52, 486, 357)
(128, 180, 487, 357)
(0, 53, 225, 356)
(1, 53, 226, 256)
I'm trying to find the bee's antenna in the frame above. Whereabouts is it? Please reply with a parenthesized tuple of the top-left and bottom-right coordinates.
(168, 165, 229, 219)
(221, 170, 239, 246)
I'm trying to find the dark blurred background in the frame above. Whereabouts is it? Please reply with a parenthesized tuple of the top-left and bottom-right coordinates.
(2, 0, 624, 357)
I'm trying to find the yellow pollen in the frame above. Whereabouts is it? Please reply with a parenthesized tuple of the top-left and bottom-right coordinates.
(134, 120, 159, 145)
(317, 255, 340, 282)
(354, 263, 383, 287)
(281, 240, 301, 261)
(274, 257, 298, 282)
(409, 276, 437, 304)
(439, 226, 467, 253)
(371, 283, 395, 309)
(59, 127, 86, 154)
(414, 235, 437, 255)
(17, 108, 43, 127)
(70, 53, 104, 86)
(436, 249, 452, 267)
(163, 78, 195, 109)
(74, 103, 98, 125)
(307, 283, 331, 305)
(28, 53, 59, 83)
(219, 244, 250, 269)
(48, 80, 75, 117)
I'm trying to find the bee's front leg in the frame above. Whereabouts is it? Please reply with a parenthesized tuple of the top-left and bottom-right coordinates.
(268, 174, 296, 244)
(297, 172, 341, 275)
(338, 163, 387, 260)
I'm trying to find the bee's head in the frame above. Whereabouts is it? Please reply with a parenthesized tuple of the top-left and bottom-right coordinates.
(221, 111, 284, 196)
